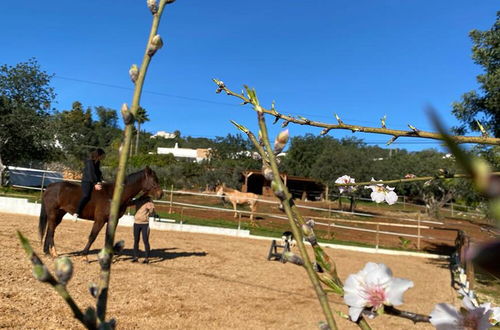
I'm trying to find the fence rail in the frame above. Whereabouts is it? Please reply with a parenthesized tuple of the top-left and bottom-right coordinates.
(1, 167, 485, 250)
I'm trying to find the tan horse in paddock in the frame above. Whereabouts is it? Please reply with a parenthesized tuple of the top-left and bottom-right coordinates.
(216, 185, 259, 221)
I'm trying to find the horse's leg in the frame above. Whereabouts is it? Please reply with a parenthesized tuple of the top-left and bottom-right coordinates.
(82, 220, 106, 262)
(232, 201, 238, 218)
(250, 201, 256, 221)
(50, 210, 66, 257)
(43, 209, 64, 257)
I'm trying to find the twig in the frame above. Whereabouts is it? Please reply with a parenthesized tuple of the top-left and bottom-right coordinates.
(96, 0, 174, 325)
(384, 306, 430, 324)
(213, 80, 500, 146)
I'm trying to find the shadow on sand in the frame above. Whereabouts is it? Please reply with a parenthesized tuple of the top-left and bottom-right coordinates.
(65, 247, 207, 264)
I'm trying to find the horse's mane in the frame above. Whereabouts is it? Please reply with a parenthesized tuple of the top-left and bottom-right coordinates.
(124, 169, 146, 186)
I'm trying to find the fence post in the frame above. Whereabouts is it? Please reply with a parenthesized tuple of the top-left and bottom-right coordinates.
(465, 237, 475, 290)
(403, 196, 406, 210)
(238, 212, 241, 232)
(180, 207, 184, 225)
(451, 201, 454, 217)
(168, 184, 174, 214)
(39, 172, 46, 202)
(417, 213, 421, 250)
(375, 223, 380, 251)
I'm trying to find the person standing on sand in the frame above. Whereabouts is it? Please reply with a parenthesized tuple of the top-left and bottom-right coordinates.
(73, 148, 105, 221)
(131, 194, 155, 263)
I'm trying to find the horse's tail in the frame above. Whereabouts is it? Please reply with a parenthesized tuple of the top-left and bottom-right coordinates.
(38, 197, 47, 242)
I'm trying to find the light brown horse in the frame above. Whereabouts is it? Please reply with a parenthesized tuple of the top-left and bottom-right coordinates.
(216, 184, 258, 220)
(39, 166, 163, 259)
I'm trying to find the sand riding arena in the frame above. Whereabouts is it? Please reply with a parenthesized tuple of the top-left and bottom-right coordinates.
(0, 212, 461, 329)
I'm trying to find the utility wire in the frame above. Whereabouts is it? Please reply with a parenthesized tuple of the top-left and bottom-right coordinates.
(54, 75, 435, 131)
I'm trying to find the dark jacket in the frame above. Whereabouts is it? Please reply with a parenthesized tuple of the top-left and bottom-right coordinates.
(82, 159, 102, 184)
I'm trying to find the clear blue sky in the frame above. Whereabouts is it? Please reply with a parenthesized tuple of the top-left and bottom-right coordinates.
(1, 1, 497, 151)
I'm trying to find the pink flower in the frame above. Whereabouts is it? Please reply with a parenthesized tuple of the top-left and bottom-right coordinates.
(343, 262, 413, 321)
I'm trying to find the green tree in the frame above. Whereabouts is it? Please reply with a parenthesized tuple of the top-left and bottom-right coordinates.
(94, 106, 121, 149)
(0, 59, 57, 168)
(134, 106, 150, 155)
(452, 12, 500, 137)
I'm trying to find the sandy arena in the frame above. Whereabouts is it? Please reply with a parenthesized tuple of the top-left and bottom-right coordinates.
(0, 213, 458, 329)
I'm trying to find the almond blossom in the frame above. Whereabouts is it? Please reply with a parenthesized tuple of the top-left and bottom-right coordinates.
(343, 262, 414, 322)
(365, 178, 398, 205)
(335, 175, 357, 193)
(430, 296, 494, 330)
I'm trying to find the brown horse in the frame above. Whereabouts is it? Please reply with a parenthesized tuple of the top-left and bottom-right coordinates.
(215, 184, 258, 220)
(39, 166, 163, 258)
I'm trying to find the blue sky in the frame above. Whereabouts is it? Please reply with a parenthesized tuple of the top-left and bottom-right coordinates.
(1, 1, 497, 151)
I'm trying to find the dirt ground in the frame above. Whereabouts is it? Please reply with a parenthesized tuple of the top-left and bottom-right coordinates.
(0, 212, 461, 329)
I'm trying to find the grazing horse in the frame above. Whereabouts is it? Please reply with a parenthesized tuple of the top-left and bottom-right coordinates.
(39, 166, 163, 259)
(216, 184, 258, 220)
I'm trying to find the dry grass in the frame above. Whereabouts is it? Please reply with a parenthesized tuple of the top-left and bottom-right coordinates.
(0, 213, 458, 329)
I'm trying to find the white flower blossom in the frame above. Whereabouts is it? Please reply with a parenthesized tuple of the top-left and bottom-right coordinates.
(430, 296, 493, 330)
(335, 175, 357, 193)
(365, 178, 398, 205)
(343, 262, 414, 322)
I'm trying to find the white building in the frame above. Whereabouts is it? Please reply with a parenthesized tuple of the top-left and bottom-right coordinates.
(157, 143, 210, 163)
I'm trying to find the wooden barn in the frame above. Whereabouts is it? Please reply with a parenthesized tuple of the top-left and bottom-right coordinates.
(240, 170, 325, 201)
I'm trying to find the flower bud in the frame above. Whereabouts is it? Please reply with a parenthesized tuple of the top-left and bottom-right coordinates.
(88, 283, 98, 298)
(146, 0, 158, 14)
(121, 103, 133, 125)
(319, 321, 331, 330)
(147, 34, 164, 56)
(114, 240, 125, 253)
(302, 222, 317, 245)
(271, 181, 285, 200)
(214, 80, 225, 93)
(129, 64, 139, 83)
(283, 251, 304, 266)
(262, 165, 273, 181)
(54, 256, 73, 285)
(32, 264, 50, 282)
(98, 248, 112, 270)
(471, 158, 492, 194)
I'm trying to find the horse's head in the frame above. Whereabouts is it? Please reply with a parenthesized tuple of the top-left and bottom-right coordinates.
(142, 166, 163, 199)
(215, 184, 225, 197)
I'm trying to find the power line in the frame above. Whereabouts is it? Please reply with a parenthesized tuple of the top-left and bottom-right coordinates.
(54, 75, 239, 107)
(54, 75, 428, 129)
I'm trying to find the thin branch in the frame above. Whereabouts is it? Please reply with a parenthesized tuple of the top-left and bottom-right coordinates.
(96, 0, 173, 325)
(253, 107, 339, 329)
(333, 172, 500, 187)
(384, 306, 431, 324)
(213, 80, 500, 146)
